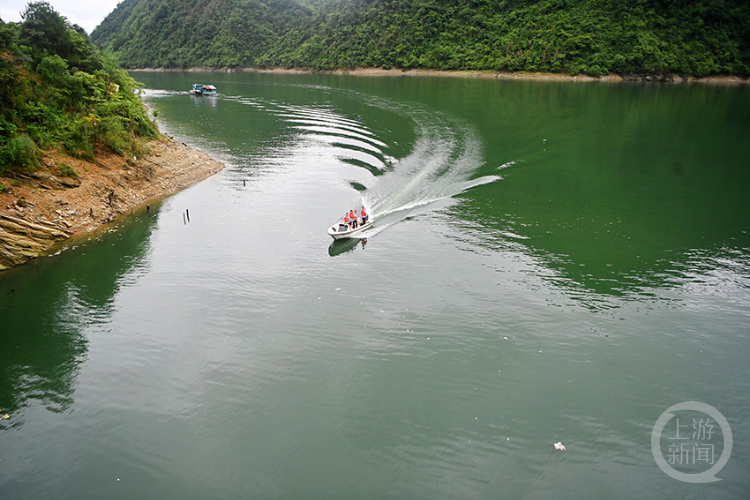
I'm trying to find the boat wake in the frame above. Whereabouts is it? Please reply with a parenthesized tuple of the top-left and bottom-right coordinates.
(251, 88, 502, 235)
(140, 89, 187, 98)
(355, 96, 501, 234)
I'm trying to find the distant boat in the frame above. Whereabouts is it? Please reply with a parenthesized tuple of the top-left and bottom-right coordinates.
(328, 215, 372, 240)
(190, 84, 217, 96)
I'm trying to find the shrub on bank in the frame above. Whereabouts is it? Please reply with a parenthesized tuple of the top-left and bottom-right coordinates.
(56, 163, 77, 178)
(0, 133, 42, 176)
(0, 2, 158, 175)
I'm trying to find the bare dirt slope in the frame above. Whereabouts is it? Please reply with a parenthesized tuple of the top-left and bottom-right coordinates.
(0, 139, 224, 271)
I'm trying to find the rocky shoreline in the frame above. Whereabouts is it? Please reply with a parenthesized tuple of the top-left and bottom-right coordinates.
(0, 139, 224, 271)
(129, 67, 750, 84)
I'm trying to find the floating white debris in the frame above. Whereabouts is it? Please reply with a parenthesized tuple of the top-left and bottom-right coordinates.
(554, 442, 566, 451)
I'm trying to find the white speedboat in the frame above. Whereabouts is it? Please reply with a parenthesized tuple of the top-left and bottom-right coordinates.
(328, 217, 372, 240)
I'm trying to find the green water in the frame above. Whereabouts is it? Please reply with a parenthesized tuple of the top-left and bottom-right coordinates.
(1, 72, 749, 499)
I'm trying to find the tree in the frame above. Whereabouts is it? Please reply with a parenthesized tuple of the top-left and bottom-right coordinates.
(19, 1, 74, 63)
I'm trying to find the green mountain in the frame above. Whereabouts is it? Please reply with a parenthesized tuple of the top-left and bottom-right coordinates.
(91, 0, 314, 68)
(92, 0, 750, 77)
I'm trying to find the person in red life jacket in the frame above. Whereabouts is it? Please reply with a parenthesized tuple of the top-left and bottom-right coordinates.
(339, 213, 349, 232)
(343, 212, 350, 230)
(349, 209, 358, 229)
(360, 206, 368, 225)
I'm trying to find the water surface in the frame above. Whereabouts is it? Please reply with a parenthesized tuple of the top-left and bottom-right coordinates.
(1, 72, 749, 499)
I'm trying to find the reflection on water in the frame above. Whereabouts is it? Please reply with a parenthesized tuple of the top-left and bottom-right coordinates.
(442, 82, 750, 304)
(0, 207, 160, 428)
(328, 237, 367, 257)
(450, 199, 750, 308)
(191, 95, 218, 109)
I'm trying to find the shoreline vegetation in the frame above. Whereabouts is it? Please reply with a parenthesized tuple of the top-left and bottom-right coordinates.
(127, 66, 750, 84)
(0, 2, 226, 271)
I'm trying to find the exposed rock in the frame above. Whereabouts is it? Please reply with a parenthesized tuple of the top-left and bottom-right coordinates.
(0, 215, 70, 270)
(0, 138, 225, 271)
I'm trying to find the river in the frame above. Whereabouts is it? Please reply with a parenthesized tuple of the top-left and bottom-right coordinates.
(1, 72, 749, 499)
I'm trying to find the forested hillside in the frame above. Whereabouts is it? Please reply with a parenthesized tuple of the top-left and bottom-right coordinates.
(261, 0, 750, 76)
(92, 0, 314, 68)
(92, 0, 750, 77)
(0, 2, 157, 179)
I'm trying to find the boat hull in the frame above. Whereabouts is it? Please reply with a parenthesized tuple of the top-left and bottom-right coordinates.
(328, 220, 372, 240)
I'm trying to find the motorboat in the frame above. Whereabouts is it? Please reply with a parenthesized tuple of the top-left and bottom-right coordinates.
(190, 84, 217, 96)
(328, 216, 372, 240)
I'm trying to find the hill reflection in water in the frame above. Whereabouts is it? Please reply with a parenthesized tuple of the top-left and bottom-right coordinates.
(0, 206, 160, 428)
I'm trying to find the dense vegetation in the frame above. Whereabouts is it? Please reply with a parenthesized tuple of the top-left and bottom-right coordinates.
(0, 2, 158, 178)
(261, 0, 750, 76)
(92, 0, 750, 77)
(92, 0, 315, 68)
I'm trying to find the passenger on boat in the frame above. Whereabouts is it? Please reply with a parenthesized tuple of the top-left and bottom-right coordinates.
(343, 213, 350, 231)
(360, 206, 368, 224)
(349, 210, 358, 229)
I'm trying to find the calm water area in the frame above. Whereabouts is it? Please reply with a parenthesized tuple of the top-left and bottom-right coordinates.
(1, 71, 749, 499)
